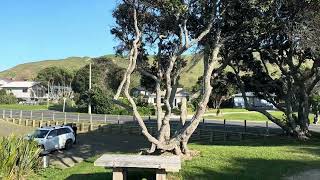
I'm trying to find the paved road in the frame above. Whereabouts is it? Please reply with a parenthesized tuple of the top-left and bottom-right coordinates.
(1, 108, 320, 133)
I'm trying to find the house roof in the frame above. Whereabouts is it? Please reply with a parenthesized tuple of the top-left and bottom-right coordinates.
(0, 78, 12, 84)
(1, 81, 39, 88)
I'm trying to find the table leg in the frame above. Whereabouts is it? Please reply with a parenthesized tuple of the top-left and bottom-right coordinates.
(112, 168, 127, 180)
(156, 169, 166, 180)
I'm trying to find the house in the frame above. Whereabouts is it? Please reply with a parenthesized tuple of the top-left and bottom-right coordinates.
(133, 87, 189, 108)
(0, 78, 12, 88)
(0, 81, 47, 101)
(232, 92, 275, 109)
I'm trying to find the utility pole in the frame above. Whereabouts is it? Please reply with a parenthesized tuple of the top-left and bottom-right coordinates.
(88, 61, 92, 115)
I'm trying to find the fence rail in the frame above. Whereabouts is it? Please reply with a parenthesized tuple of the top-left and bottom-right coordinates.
(0, 108, 281, 138)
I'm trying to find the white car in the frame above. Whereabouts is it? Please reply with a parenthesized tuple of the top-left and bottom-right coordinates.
(29, 126, 76, 152)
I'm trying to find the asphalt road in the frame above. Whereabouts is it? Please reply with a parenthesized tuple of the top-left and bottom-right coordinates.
(1, 109, 320, 134)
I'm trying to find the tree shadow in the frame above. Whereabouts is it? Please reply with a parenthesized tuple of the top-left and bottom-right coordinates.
(65, 169, 157, 180)
(49, 126, 150, 168)
(180, 158, 320, 180)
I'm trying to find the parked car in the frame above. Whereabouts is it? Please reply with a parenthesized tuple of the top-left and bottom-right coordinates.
(27, 126, 75, 152)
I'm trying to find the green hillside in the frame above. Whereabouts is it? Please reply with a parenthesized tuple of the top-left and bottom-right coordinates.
(0, 57, 90, 80)
(0, 55, 204, 90)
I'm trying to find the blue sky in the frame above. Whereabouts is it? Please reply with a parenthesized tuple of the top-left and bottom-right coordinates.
(0, 0, 119, 71)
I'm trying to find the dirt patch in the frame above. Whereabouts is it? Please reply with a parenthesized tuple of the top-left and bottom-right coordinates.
(0, 120, 34, 137)
(284, 169, 320, 180)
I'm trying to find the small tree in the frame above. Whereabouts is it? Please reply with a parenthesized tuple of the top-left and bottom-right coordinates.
(112, 0, 237, 155)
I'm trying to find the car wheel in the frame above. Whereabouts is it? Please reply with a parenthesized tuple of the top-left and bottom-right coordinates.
(65, 139, 73, 150)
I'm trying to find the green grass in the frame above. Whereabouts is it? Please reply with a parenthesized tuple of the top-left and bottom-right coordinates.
(206, 108, 250, 113)
(34, 135, 320, 180)
(204, 111, 285, 121)
(204, 110, 315, 122)
(0, 104, 49, 111)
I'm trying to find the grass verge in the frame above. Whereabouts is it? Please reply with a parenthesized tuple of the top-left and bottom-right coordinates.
(0, 104, 49, 111)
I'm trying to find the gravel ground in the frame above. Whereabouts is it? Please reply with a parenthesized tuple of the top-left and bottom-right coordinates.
(0, 120, 34, 137)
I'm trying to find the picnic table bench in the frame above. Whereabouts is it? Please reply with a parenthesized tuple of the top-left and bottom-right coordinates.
(94, 154, 181, 180)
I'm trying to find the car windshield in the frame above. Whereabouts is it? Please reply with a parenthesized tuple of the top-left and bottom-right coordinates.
(32, 129, 49, 138)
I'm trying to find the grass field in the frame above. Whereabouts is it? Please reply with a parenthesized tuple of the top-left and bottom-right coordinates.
(0, 104, 49, 111)
(204, 109, 315, 122)
(204, 111, 285, 121)
(0, 120, 34, 137)
(34, 134, 320, 180)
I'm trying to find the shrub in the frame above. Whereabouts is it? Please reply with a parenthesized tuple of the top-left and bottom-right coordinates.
(0, 90, 17, 104)
(137, 105, 155, 116)
(0, 135, 41, 180)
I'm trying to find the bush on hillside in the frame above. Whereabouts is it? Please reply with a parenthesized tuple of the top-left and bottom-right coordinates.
(0, 135, 41, 179)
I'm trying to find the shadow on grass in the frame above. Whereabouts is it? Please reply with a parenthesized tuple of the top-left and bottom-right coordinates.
(180, 158, 320, 180)
(65, 169, 157, 180)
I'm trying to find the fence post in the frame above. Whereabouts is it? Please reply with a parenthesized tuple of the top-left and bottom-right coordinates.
(202, 118, 205, 128)
(78, 113, 80, 123)
(244, 120, 247, 133)
(209, 131, 214, 143)
(223, 119, 226, 131)
(19, 110, 22, 125)
(2, 109, 5, 119)
(10, 109, 13, 118)
(266, 120, 269, 135)
(64, 112, 67, 124)
(30, 111, 33, 120)
(104, 114, 107, 124)
(239, 133, 243, 141)
(52, 113, 55, 121)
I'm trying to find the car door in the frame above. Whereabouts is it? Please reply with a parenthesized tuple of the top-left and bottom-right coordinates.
(57, 128, 67, 149)
(46, 130, 59, 150)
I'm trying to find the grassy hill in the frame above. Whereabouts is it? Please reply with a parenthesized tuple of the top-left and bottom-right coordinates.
(0, 55, 204, 90)
(0, 57, 90, 80)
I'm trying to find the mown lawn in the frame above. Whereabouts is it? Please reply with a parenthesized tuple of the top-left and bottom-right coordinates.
(206, 108, 250, 113)
(204, 111, 285, 121)
(34, 135, 320, 180)
(0, 104, 49, 111)
(204, 110, 315, 122)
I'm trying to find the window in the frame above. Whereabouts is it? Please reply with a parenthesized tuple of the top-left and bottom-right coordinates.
(48, 130, 58, 137)
(58, 128, 71, 135)
(32, 130, 49, 138)
(22, 88, 28, 93)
